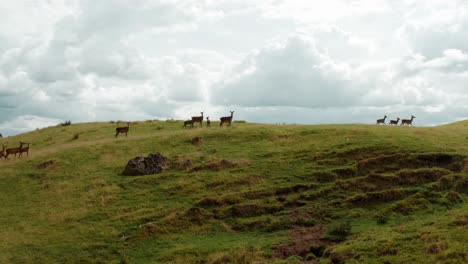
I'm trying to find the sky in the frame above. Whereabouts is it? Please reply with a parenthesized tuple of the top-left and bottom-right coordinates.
(1, 0, 468, 135)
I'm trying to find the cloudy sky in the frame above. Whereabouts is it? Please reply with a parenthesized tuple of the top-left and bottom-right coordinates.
(1, 0, 468, 135)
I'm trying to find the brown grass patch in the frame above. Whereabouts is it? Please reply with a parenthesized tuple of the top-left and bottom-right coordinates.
(346, 189, 413, 205)
(36, 160, 56, 169)
(272, 226, 333, 259)
(190, 158, 250, 172)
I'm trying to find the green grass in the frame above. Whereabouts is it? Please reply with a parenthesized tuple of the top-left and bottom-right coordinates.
(1, 120, 467, 263)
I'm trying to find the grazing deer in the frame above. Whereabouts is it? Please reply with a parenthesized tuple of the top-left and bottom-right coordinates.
(115, 122, 130, 137)
(4, 142, 25, 159)
(191, 112, 204, 127)
(0, 145, 6, 160)
(18, 142, 31, 158)
(376, 115, 387, 125)
(401, 115, 416, 126)
(389, 117, 400, 125)
(220, 111, 235, 127)
(183, 119, 195, 128)
(206, 117, 211, 127)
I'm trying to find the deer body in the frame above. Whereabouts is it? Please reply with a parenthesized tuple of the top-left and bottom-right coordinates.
(0, 145, 6, 160)
(5, 142, 25, 159)
(183, 119, 195, 128)
(220, 111, 235, 126)
(18, 142, 30, 157)
(389, 118, 400, 125)
(115, 122, 130, 137)
(401, 115, 415, 126)
(376, 115, 387, 125)
(191, 112, 204, 127)
(206, 117, 211, 127)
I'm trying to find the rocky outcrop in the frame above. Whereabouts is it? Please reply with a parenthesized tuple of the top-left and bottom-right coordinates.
(122, 153, 167, 176)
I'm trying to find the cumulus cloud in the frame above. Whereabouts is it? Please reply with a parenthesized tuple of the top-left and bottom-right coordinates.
(1, 0, 468, 135)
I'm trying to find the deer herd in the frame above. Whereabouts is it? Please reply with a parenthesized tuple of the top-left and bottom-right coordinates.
(1, 111, 418, 161)
(0, 141, 30, 161)
(183, 111, 234, 128)
(376, 115, 416, 126)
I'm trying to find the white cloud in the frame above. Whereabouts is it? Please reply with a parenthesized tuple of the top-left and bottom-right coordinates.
(1, 0, 468, 136)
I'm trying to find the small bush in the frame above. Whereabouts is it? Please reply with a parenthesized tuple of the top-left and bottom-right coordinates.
(324, 220, 352, 241)
(60, 120, 72, 126)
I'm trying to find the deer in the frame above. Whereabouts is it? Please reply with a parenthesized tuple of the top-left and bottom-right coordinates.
(0, 145, 6, 160)
(376, 115, 387, 125)
(220, 111, 235, 127)
(4, 142, 25, 159)
(191, 112, 204, 127)
(401, 115, 416, 126)
(18, 142, 31, 158)
(115, 122, 130, 137)
(206, 117, 211, 127)
(183, 119, 195, 128)
(389, 117, 400, 125)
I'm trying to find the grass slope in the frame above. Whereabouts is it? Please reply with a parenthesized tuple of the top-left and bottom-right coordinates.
(1, 120, 467, 263)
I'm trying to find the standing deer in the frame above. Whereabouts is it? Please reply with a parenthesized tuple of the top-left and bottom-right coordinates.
(376, 115, 387, 125)
(401, 115, 416, 126)
(183, 119, 195, 128)
(18, 142, 31, 158)
(206, 117, 211, 127)
(0, 145, 6, 160)
(389, 118, 400, 125)
(220, 111, 235, 127)
(4, 142, 25, 159)
(115, 122, 131, 137)
(191, 112, 204, 127)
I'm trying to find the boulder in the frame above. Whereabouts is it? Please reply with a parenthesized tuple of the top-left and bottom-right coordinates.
(122, 153, 167, 176)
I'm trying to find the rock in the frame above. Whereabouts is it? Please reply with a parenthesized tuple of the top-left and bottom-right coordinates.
(122, 153, 167, 176)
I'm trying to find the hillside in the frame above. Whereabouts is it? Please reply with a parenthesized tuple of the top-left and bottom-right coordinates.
(0, 120, 467, 263)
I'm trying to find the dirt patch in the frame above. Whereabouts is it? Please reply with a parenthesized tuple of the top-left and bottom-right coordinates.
(450, 214, 468, 227)
(176, 159, 193, 170)
(272, 226, 333, 260)
(224, 204, 281, 218)
(191, 136, 202, 146)
(36, 160, 56, 169)
(357, 153, 465, 175)
(190, 159, 250, 172)
(346, 189, 414, 205)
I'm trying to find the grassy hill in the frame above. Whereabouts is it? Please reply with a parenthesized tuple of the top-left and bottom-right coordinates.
(1, 120, 467, 263)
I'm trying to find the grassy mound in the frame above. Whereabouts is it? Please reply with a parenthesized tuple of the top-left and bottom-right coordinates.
(1, 120, 467, 263)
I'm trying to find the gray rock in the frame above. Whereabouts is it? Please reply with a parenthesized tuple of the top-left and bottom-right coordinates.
(122, 153, 167, 176)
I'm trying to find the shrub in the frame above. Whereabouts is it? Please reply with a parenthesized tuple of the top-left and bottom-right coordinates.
(60, 120, 72, 126)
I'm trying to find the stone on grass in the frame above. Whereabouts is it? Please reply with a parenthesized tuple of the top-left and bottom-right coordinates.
(122, 153, 167, 176)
